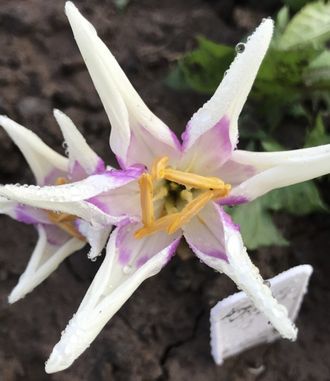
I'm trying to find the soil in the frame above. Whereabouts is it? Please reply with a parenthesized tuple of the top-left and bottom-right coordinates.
(0, 0, 329, 380)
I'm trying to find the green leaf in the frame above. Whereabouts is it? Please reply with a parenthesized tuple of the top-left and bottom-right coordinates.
(165, 66, 191, 91)
(278, 1, 330, 50)
(264, 181, 328, 215)
(261, 139, 285, 152)
(304, 113, 330, 147)
(178, 37, 235, 94)
(283, 0, 313, 12)
(229, 200, 288, 250)
(275, 6, 290, 37)
(303, 51, 330, 87)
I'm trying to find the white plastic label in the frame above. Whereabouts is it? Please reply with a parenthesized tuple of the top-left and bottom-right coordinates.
(210, 265, 313, 365)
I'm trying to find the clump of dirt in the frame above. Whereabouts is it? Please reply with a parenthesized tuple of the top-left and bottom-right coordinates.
(0, 1, 329, 380)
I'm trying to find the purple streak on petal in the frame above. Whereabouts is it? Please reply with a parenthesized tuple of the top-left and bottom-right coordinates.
(87, 196, 109, 213)
(15, 205, 40, 224)
(15, 204, 48, 225)
(116, 154, 126, 169)
(94, 158, 106, 174)
(42, 168, 67, 186)
(182, 117, 232, 163)
(119, 249, 131, 265)
(69, 161, 87, 181)
(136, 255, 149, 268)
(181, 121, 192, 152)
(43, 224, 70, 246)
(105, 165, 144, 180)
(164, 237, 181, 264)
(219, 195, 249, 206)
(204, 250, 228, 262)
(220, 209, 240, 232)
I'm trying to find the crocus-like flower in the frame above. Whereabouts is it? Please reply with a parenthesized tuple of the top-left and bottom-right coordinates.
(2, 2, 330, 373)
(0, 109, 143, 303)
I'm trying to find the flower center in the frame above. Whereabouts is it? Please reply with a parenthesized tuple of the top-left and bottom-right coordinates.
(47, 177, 85, 242)
(134, 156, 231, 239)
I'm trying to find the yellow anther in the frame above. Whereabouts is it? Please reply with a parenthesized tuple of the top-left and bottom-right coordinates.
(138, 173, 154, 226)
(165, 200, 178, 215)
(55, 177, 68, 185)
(47, 211, 85, 242)
(134, 213, 180, 239)
(163, 168, 226, 190)
(151, 156, 169, 180)
(167, 191, 215, 234)
(48, 211, 76, 223)
(212, 184, 231, 200)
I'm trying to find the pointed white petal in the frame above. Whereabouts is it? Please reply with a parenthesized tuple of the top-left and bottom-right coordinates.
(0, 167, 143, 225)
(232, 144, 330, 171)
(8, 224, 84, 303)
(183, 203, 297, 340)
(183, 19, 273, 150)
(0, 115, 68, 185)
(229, 147, 330, 201)
(53, 109, 105, 178)
(45, 225, 180, 373)
(65, 2, 180, 167)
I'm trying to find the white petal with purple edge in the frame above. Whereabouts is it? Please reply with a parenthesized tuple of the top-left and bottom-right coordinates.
(183, 19, 273, 150)
(45, 226, 180, 373)
(0, 115, 68, 185)
(76, 219, 111, 259)
(53, 109, 105, 177)
(0, 167, 143, 225)
(9, 224, 84, 303)
(65, 2, 181, 168)
(229, 149, 330, 202)
(183, 203, 297, 340)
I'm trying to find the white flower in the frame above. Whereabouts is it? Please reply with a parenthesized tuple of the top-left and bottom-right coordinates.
(2, 1, 330, 374)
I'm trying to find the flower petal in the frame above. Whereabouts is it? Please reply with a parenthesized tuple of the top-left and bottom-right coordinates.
(45, 226, 180, 373)
(180, 116, 233, 175)
(0, 167, 143, 226)
(182, 19, 273, 151)
(228, 147, 330, 202)
(183, 203, 297, 340)
(65, 2, 181, 168)
(53, 109, 105, 179)
(76, 219, 112, 259)
(8, 224, 84, 303)
(0, 115, 68, 185)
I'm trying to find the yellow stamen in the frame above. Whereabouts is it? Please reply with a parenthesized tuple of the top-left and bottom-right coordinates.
(162, 168, 226, 190)
(138, 173, 154, 226)
(167, 191, 215, 234)
(151, 156, 169, 180)
(212, 184, 232, 199)
(55, 177, 68, 185)
(134, 213, 180, 239)
(47, 211, 85, 241)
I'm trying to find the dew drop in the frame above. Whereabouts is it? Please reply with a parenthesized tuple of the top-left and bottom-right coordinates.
(91, 257, 97, 262)
(263, 280, 271, 288)
(235, 43, 245, 53)
(123, 265, 132, 275)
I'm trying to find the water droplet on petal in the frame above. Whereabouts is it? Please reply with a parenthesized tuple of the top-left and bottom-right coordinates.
(235, 43, 245, 53)
(123, 265, 132, 275)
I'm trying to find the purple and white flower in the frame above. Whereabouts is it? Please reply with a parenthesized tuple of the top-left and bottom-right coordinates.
(2, 1, 330, 374)
(0, 109, 142, 303)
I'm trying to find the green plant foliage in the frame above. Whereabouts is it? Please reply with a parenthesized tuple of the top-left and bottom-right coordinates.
(229, 199, 289, 250)
(278, 1, 330, 49)
(167, 1, 330, 249)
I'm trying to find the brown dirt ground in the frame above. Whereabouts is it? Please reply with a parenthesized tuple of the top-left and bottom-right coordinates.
(0, 1, 330, 380)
